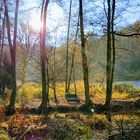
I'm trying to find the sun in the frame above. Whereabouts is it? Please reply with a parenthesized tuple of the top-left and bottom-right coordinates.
(29, 2, 65, 34)
(29, 13, 42, 31)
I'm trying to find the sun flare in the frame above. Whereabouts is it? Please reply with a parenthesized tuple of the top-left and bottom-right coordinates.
(29, 3, 64, 33)
(30, 13, 42, 31)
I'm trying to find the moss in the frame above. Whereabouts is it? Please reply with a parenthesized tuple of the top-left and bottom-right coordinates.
(0, 98, 4, 106)
(0, 134, 11, 140)
(48, 118, 93, 140)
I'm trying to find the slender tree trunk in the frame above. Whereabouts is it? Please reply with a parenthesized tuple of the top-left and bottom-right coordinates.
(67, 39, 76, 92)
(53, 47, 58, 104)
(104, 0, 116, 109)
(104, 0, 112, 108)
(3, 0, 12, 55)
(67, 15, 79, 92)
(39, 0, 49, 113)
(4, 0, 19, 113)
(10, 0, 19, 109)
(0, 4, 2, 50)
(110, 0, 116, 102)
(79, 0, 90, 105)
(65, 0, 72, 93)
(46, 57, 49, 103)
(1, 16, 5, 53)
(0, 6, 4, 65)
(73, 68, 77, 95)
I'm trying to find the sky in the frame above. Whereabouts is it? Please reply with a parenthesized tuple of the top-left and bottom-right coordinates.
(22, 0, 67, 45)
(20, 0, 140, 45)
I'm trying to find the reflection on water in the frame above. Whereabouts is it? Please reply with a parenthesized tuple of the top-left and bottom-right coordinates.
(115, 81, 140, 87)
(133, 81, 140, 87)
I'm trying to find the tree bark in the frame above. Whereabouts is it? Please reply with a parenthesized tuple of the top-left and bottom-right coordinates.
(65, 0, 72, 93)
(67, 15, 79, 92)
(79, 0, 90, 105)
(9, 0, 19, 109)
(1, 15, 5, 54)
(110, 0, 116, 106)
(53, 47, 58, 104)
(39, 0, 49, 113)
(104, 0, 116, 109)
(104, 0, 112, 108)
(3, 0, 19, 113)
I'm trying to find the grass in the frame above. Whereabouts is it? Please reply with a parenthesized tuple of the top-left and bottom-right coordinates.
(0, 82, 139, 140)
(14, 81, 139, 105)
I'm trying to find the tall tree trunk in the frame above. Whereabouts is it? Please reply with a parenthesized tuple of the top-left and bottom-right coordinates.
(65, 0, 72, 93)
(39, 0, 49, 113)
(104, 0, 116, 109)
(110, 0, 116, 103)
(0, 34, 5, 98)
(0, 5, 4, 65)
(46, 57, 49, 103)
(67, 15, 79, 92)
(53, 47, 58, 104)
(10, 0, 19, 109)
(79, 0, 90, 105)
(0, 4, 2, 50)
(1, 16, 5, 53)
(105, 0, 112, 109)
(73, 68, 77, 95)
(4, 0, 19, 113)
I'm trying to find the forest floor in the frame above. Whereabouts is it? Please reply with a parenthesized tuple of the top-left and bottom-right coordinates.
(0, 83, 140, 140)
(0, 94, 140, 140)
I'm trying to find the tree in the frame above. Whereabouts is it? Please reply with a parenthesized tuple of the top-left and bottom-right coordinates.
(0, 65, 6, 97)
(52, 46, 58, 104)
(114, 21, 140, 81)
(103, 0, 140, 109)
(3, 0, 19, 114)
(65, 0, 72, 93)
(0, 52, 12, 99)
(0, 1, 5, 54)
(67, 17, 79, 94)
(38, 0, 49, 113)
(79, 0, 90, 105)
(104, 0, 116, 109)
(16, 22, 39, 85)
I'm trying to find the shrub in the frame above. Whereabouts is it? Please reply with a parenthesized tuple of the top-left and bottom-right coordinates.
(17, 84, 41, 103)
(0, 134, 11, 140)
(48, 118, 93, 140)
(91, 114, 110, 130)
(0, 98, 3, 106)
(112, 92, 129, 100)
(114, 84, 136, 93)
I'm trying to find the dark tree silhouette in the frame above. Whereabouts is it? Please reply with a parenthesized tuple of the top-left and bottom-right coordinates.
(3, 0, 19, 114)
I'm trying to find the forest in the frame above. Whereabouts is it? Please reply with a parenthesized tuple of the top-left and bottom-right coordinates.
(0, 0, 140, 139)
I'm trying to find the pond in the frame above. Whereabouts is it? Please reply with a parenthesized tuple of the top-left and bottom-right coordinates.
(114, 81, 140, 87)
(132, 81, 140, 87)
